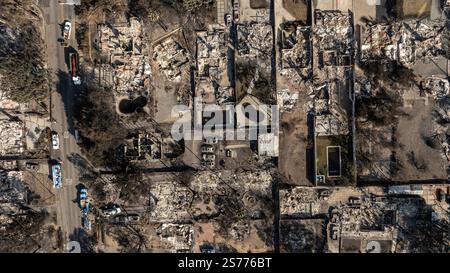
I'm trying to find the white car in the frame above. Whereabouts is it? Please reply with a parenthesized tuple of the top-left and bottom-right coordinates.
(225, 13, 232, 26)
(103, 206, 122, 217)
(52, 132, 60, 150)
(63, 21, 72, 40)
(202, 154, 216, 161)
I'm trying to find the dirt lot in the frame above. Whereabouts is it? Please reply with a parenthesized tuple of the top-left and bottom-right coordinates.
(193, 220, 273, 253)
(23, 170, 55, 206)
(393, 99, 448, 181)
(279, 101, 314, 186)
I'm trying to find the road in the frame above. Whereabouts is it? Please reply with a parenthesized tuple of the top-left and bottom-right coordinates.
(37, 0, 82, 249)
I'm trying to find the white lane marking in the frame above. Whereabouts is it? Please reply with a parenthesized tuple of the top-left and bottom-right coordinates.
(65, 178, 73, 186)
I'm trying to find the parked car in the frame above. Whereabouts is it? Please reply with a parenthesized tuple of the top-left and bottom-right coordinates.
(204, 137, 218, 144)
(51, 132, 60, 150)
(225, 13, 232, 26)
(25, 162, 39, 172)
(203, 161, 215, 168)
(201, 145, 215, 153)
(225, 149, 236, 158)
(127, 214, 140, 222)
(103, 205, 122, 217)
(202, 154, 216, 161)
(63, 20, 72, 40)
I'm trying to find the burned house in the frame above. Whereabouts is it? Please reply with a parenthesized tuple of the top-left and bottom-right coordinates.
(152, 37, 189, 83)
(360, 20, 446, 67)
(122, 131, 161, 161)
(314, 10, 354, 68)
(280, 185, 449, 253)
(312, 11, 355, 186)
(280, 22, 311, 70)
(0, 119, 24, 156)
(148, 181, 192, 222)
(156, 223, 194, 252)
(196, 25, 234, 106)
(96, 17, 151, 96)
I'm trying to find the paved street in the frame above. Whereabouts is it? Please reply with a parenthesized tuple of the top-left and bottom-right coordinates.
(37, 0, 82, 249)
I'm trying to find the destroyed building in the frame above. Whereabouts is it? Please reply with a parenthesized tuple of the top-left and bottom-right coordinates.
(237, 22, 273, 59)
(156, 223, 194, 253)
(278, 22, 312, 85)
(360, 19, 446, 67)
(280, 185, 450, 253)
(0, 170, 27, 215)
(152, 37, 189, 83)
(280, 22, 311, 70)
(96, 17, 152, 97)
(122, 131, 162, 162)
(314, 10, 354, 68)
(196, 25, 234, 105)
(148, 181, 192, 222)
(312, 10, 355, 186)
(420, 76, 450, 166)
(0, 119, 24, 156)
(235, 22, 274, 104)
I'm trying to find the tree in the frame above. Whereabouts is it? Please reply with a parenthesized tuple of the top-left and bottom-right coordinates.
(0, 2, 51, 103)
(182, 0, 214, 12)
(73, 85, 127, 168)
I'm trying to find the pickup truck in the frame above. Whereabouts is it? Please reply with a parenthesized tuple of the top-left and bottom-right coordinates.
(69, 53, 81, 85)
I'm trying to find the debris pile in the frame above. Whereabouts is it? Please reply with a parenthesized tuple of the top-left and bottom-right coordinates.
(152, 37, 189, 83)
(361, 20, 445, 67)
(0, 170, 26, 215)
(280, 23, 311, 69)
(313, 82, 350, 137)
(189, 171, 273, 218)
(422, 77, 449, 98)
(314, 10, 354, 68)
(156, 223, 194, 252)
(277, 89, 299, 112)
(279, 23, 312, 84)
(123, 131, 162, 161)
(279, 187, 321, 217)
(97, 17, 151, 95)
(0, 119, 23, 156)
(237, 23, 273, 60)
(421, 77, 450, 163)
(196, 26, 234, 105)
(148, 182, 192, 222)
(230, 221, 250, 241)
